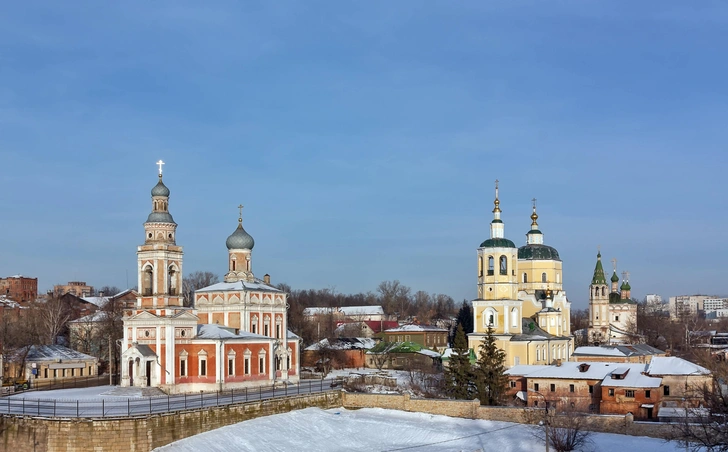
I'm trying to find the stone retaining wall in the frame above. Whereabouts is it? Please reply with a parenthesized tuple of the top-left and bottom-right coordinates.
(0, 392, 341, 452)
(341, 393, 677, 440)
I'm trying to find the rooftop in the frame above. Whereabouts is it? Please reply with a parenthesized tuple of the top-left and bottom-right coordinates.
(196, 279, 283, 293)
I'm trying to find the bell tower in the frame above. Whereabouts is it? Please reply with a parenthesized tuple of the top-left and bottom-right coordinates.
(137, 160, 184, 308)
(587, 250, 609, 344)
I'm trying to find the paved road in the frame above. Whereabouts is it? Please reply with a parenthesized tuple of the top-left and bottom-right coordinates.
(0, 380, 335, 418)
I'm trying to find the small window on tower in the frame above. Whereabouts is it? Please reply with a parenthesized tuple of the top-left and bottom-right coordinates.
(499, 256, 507, 275)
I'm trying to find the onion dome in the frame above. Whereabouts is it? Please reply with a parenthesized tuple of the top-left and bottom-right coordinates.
(611, 272, 619, 283)
(226, 218, 255, 250)
(621, 280, 631, 291)
(151, 175, 170, 197)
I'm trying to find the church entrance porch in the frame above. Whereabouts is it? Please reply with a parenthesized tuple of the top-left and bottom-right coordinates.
(121, 343, 159, 388)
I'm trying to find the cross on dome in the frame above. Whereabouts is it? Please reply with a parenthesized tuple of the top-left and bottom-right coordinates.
(238, 204, 244, 222)
(156, 160, 165, 175)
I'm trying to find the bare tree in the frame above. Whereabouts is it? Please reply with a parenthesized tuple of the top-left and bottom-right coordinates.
(377, 280, 411, 319)
(182, 271, 219, 307)
(97, 286, 121, 296)
(368, 341, 397, 371)
(31, 297, 72, 345)
(527, 405, 594, 452)
(313, 339, 346, 376)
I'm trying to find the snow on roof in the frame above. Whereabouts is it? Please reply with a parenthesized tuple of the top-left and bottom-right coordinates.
(196, 280, 283, 293)
(646, 356, 710, 376)
(287, 330, 301, 341)
(417, 349, 442, 358)
(81, 296, 110, 308)
(303, 306, 384, 316)
(384, 324, 448, 333)
(0, 296, 24, 308)
(601, 364, 662, 388)
(511, 362, 616, 380)
(196, 324, 273, 341)
(69, 310, 114, 323)
(305, 337, 377, 351)
(505, 365, 552, 376)
(572, 346, 625, 357)
(25, 345, 97, 362)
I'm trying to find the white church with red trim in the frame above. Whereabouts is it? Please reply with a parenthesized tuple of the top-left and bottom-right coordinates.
(121, 162, 300, 394)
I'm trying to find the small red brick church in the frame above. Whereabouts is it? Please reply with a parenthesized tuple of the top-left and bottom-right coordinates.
(121, 161, 299, 394)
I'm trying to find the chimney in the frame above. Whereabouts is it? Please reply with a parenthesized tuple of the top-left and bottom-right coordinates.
(555, 359, 562, 367)
(264, 274, 271, 285)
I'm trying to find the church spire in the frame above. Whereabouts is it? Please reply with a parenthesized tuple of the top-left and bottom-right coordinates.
(490, 180, 505, 239)
(526, 198, 544, 245)
(591, 250, 607, 285)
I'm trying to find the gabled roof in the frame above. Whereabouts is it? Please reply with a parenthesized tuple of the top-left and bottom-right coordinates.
(196, 279, 283, 293)
(302, 306, 384, 317)
(195, 324, 273, 341)
(368, 341, 440, 358)
(81, 296, 110, 308)
(24, 345, 97, 362)
(287, 330, 301, 341)
(305, 337, 377, 351)
(573, 344, 666, 357)
(646, 356, 710, 376)
(384, 324, 448, 333)
(506, 362, 615, 380)
(364, 320, 399, 334)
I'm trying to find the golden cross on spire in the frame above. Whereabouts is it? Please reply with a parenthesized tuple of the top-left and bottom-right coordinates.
(156, 160, 165, 175)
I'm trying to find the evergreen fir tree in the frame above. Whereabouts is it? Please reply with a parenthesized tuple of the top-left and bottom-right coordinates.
(444, 323, 473, 399)
(473, 326, 508, 406)
(449, 300, 473, 345)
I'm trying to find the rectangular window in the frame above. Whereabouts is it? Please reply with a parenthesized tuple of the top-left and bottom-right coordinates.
(244, 358, 250, 375)
(625, 390, 635, 398)
(44, 368, 48, 378)
(200, 359, 207, 376)
(259, 357, 265, 374)
(251, 324, 257, 334)
(608, 388, 614, 396)
(588, 385, 594, 394)
(228, 358, 234, 376)
(180, 359, 187, 377)
(510, 381, 517, 388)
(569, 384, 575, 393)
(534, 383, 539, 392)
(80, 368, 84, 377)
(264, 324, 270, 336)
(276, 325, 281, 339)
(550, 383, 555, 392)
(664, 386, 670, 396)
(645, 390, 651, 399)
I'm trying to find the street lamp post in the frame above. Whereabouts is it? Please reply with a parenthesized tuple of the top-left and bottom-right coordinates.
(528, 388, 550, 452)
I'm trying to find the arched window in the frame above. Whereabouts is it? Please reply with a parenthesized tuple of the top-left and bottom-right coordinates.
(511, 308, 519, 328)
(487, 256, 494, 276)
(556, 273, 560, 283)
(523, 273, 528, 283)
(484, 308, 497, 328)
(479, 256, 483, 277)
(601, 287, 606, 296)
(542, 273, 547, 283)
(143, 266, 153, 296)
(499, 256, 507, 275)
(168, 266, 178, 295)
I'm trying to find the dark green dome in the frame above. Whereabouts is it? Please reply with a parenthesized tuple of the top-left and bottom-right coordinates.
(479, 238, 516, 248)
(146, 212, 175, 224)
(518, 244, 561, 261)
(611, 272, 619, 283)
(151, 177, 170, 197)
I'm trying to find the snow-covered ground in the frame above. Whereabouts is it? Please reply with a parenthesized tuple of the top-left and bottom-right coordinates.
(156, 407, 681, 452)
(6, 386, 147, 400)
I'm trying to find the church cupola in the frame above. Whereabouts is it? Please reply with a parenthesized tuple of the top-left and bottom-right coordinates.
(620, 272, 632, 300)
(490, 179, 504, 239)
(591, 251, 607, 285)
(144, 160, 177, 244)
(225, 205, 255, 283)
(526, 198, 544, 245)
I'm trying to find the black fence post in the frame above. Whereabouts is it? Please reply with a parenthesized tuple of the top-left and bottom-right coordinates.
(54, 400, 56, 417)
(127, 398, 130, 416)
(102, 399, 105, 417)
(149, 397, 152, 414)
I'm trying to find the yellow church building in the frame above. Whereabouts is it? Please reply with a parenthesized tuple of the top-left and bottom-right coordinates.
(468, 182, 574, 367)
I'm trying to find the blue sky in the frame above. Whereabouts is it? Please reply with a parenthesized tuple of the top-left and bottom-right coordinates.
(1, 1, 727, 308)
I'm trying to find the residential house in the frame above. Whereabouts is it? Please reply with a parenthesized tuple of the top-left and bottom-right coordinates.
(6, 345, 98, 385)
(600, 365, 662, 420)
(366, 341, 441, 371)
(303, 337, 377, 370)
(382, 324, 449, 352)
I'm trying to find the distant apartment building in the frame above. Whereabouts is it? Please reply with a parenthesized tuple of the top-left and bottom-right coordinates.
(0, 275, 38, 302)
(53, 281, 94, 298)
(703, 298, 728, 312)
(669, 295, 712, 318)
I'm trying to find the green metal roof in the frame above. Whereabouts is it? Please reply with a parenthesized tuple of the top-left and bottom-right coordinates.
(591, 253, 607, 285)
(526, 229, 542, 235)
(517, 244, 561, 261)
(611, 272, 619, 283)
(479, 237, 516, 248)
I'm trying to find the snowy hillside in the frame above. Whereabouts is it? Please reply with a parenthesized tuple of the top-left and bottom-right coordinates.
(155, 407, 682, 452)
